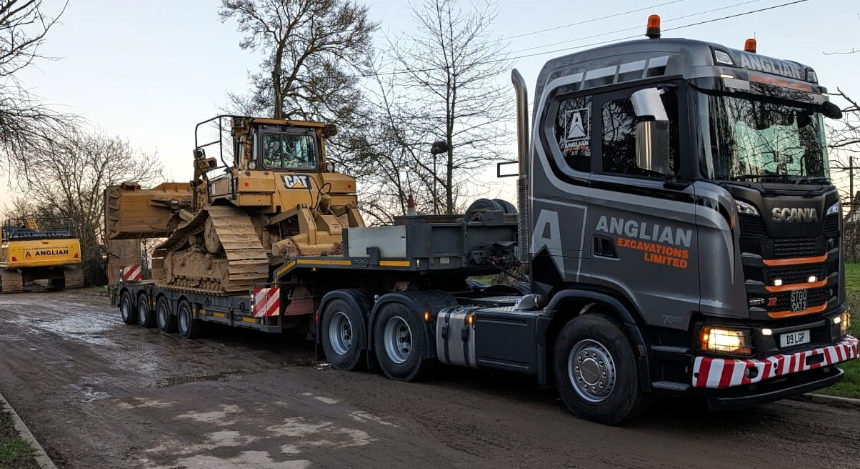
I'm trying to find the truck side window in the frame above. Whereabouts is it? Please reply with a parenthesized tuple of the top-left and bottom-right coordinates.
(555, 96, 591, 172)
(601, 90, 678, 176)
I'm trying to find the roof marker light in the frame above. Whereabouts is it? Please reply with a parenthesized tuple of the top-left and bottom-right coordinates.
(646, 15, 661, 39)
(744, 38, 757, 53)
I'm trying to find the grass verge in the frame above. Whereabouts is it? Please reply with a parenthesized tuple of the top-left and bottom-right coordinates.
(817, 262, 860, 398)
(0, 410, 38, 469)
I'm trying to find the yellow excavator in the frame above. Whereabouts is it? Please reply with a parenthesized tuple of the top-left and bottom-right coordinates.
(0, 217, 84, 293)
(105, 115, 364, 294)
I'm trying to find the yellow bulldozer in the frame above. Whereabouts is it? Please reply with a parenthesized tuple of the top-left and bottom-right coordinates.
(0, 217, 84, 293)
(105, 115, 364, 294)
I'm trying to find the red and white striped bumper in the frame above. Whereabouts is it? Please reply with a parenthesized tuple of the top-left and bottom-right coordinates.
(692, 335, 858, 389)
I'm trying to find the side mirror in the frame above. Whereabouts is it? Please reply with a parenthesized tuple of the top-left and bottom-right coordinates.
(631, 88, 672, 176)
(194, 148, 206, 159)
(631, 88, 668, 121)
(635, 120, 672, 176)
(820, 101, 842, 120)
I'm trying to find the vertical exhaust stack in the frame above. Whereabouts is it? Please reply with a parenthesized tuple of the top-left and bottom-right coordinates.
(511, 69, 530, 267)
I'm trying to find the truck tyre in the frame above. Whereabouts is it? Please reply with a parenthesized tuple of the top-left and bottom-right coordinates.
(156, 296, 177, 333)
(177, 300, 202, 339)
(321, 299, 365, 370)
(373, 302, 427, 381)
(137, 294, 156, 328)
(120, 290, 136, 325)
(553, 314, 649, 425)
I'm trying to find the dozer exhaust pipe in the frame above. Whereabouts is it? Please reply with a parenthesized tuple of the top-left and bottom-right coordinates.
(512, 69, 529, 267)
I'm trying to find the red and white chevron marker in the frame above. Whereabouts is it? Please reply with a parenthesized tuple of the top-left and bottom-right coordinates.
(253, 287, 280, 318)
(692, 335, 859, 388)
(121, 265, 142, 283)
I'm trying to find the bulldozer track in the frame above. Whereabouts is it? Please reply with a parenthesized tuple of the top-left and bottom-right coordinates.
(158, 205, 269, 295)
(0, 269, 23, 293)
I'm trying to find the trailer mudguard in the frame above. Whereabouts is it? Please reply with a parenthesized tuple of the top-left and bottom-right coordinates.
(368, 290, 457, 359)
(543, 288, 652, 392)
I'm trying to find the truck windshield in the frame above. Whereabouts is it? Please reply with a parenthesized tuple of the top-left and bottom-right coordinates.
(696, 91, 829, 182)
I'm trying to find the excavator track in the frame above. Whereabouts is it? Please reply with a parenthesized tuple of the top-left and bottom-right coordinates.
(62, 267, 85, 289)
(0, 269, 24, 293)
(157, 205, 269, 295)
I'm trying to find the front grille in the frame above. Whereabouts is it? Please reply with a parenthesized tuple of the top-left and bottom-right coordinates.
(824, 214, 839, 237)
(739, 215, 765, 238)
(764, 237, 826, 258)
(738, 211, 838, 317)
(769, 287, 830, 312)
(763, 264, 827, 285)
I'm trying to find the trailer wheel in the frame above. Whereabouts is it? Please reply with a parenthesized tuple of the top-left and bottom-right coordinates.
(374, 303, 426, 381)
(177, 300, 202, 339)
(553, 314, 649, 425)
(156, 296, 177, 333)
(120, 291, 136, 325)
(321, 299, 365, 370)
(137, 295, 156, 328)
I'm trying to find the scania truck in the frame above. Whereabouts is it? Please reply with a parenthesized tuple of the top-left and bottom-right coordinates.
(111, 17, 857, 424)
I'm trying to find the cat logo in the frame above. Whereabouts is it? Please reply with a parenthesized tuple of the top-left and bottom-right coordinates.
(283, 174, 311, 189)
(25, 251, 32, 259)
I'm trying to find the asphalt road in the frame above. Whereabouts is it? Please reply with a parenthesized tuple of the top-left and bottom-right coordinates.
(0, 290, 858, 468)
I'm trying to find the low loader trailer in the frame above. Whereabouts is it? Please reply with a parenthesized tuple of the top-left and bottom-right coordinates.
(112, 17, 857, 424)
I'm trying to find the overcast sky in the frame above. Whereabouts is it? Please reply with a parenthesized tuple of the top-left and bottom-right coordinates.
(2, 0, 858, 207)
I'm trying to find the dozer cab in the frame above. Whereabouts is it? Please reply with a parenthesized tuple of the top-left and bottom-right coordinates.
(105, 116, 364, 294)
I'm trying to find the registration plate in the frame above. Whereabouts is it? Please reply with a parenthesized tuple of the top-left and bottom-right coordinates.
(780, 329, 810, 348)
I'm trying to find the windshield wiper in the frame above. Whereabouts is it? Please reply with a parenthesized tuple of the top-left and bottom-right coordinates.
(730, 174, 828, 184)
(730, 174, 785, 181)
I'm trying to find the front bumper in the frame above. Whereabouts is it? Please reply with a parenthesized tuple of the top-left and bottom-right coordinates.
(692, 335, 858, 389)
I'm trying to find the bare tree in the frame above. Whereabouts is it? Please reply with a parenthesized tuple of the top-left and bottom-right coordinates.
(827, 89, 860, 206)
(14, 125, 163, 284)
(0, 0, 68, 168)
(386, 0, 511, 215)
(219, 0, 377, 123)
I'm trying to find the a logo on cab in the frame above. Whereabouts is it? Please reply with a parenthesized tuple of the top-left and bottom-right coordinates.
(772, 207, 818, 223)
(283, 174, 310, 189)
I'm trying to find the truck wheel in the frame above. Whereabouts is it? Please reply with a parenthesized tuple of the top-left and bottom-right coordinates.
(120, 291, 136, 325)
(321, 299, 365, 370)
(137, 295, 156, 328)
(177, 300, 202, 339)
(156, 296, 177, 333)
(553, 314, 649, 425)
(374, 303, 426, 381)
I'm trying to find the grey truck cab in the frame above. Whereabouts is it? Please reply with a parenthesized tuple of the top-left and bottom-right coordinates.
(511, 22, 857, 423)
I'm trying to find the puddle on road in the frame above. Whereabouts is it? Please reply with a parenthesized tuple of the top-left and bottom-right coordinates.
(2, 311, 117, 347)
(70, 375, 112, 403)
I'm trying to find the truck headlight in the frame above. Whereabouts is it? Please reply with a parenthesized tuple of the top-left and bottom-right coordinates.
(735, 200, 759, 216)
(826, 201, 841, 217)
(699, 326, 753, 356)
